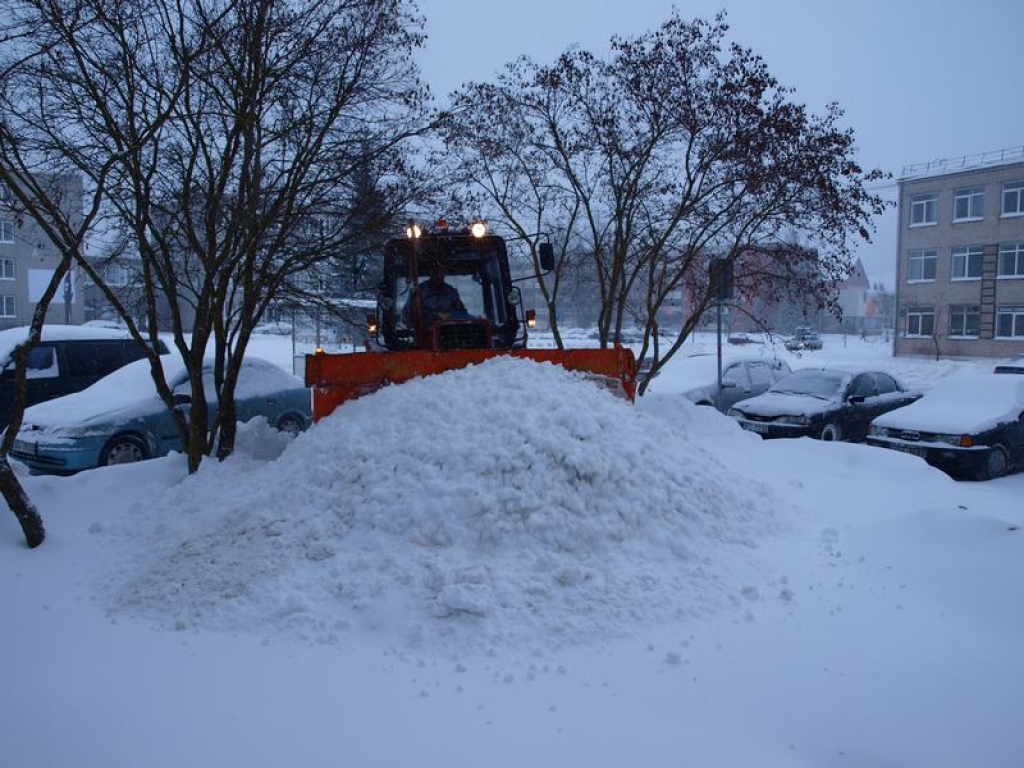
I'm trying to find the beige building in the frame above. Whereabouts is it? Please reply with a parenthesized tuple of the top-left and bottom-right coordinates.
(894, 150, 1024, 359)
(0, 174, 85, 331)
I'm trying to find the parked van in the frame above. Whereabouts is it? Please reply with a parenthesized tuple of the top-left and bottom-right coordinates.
(0, 325, 168, 429)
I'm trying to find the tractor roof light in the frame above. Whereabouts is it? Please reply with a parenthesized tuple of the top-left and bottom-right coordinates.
(470, 221, 487, 238)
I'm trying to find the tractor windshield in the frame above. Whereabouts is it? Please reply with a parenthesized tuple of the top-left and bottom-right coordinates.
(383, 236, 517, 348)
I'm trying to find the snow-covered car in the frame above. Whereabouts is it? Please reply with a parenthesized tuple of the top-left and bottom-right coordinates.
(727, 367, 921, 442)
(647, 352, 791, 412)
(784, 327, 823, 352)
(993, 353, 1024, 374)
(0, 325, 168, 429)
(9, 355, 310, 474)
(866, 374, 1024, 480)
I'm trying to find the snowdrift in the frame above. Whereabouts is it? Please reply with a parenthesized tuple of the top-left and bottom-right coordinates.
(103, 357, 784, 651)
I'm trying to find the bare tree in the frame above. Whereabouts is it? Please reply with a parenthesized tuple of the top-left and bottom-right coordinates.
(6, 0, 429, 474)
(0, 73, 115, 546)
(439, 12, 889, 392)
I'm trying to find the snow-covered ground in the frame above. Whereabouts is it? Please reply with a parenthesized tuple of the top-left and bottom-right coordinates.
(2, 332, 1022, 767)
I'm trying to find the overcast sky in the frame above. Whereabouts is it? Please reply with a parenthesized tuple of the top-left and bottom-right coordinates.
(415, 0, 1024, 288)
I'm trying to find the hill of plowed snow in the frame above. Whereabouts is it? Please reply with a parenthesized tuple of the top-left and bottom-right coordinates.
(101, 357, 784, 651)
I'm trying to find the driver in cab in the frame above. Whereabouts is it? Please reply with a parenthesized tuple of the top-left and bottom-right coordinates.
(406, 262, 466, 327)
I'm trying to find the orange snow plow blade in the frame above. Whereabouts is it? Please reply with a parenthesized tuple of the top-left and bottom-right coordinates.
(305, 346, 637, 421)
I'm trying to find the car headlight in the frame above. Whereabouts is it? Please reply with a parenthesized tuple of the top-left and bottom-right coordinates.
(869, 424, 885, 437)
(773, 415, 810, 426)
(726, 408, 743, 419)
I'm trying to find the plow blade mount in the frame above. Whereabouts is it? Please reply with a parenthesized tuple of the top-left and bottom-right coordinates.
(305, 347, 637, 421)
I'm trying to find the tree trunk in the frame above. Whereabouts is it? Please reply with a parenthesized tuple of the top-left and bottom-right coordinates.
(0, 456, 45, 548)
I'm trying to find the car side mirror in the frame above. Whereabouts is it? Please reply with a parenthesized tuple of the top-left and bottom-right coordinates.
(720, 381, 737, 390)
(172, 393, 192, 407)
(848, 395, 865, 404)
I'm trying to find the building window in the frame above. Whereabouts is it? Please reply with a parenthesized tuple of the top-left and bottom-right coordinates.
(951, 245, 984, 280)
(906, 307, 935, 337)
(953, 187, 985, 221)
(103, 262, 137, 287)
(1004, 181, 1024, 217)
(949, 305, 980, 338)
(907, 249, 937, 281)
(0, 257, 13, 280)
(995, 306, 1024, 338)
(0, 295, 14, 318)
(910, 194, 938, 226)
(999, 242, 1024, 278)
(0, 219, 13, 244)
(0, 182, 9, 204)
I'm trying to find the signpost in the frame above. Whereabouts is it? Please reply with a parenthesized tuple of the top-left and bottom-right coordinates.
(710, 258, 733, 410)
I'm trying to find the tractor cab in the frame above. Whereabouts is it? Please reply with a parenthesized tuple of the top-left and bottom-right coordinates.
(376, 222, 545, 352)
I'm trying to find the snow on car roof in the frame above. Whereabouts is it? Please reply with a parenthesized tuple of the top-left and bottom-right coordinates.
(0, 324, 141, 368)
(647, 351, 786, 394)
(873, 373, 1024, 434)
(23, 354, 304, 429)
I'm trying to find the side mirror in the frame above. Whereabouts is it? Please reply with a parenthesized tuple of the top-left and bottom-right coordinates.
(172, 392, 192, 407)
(538, 242, 555, 272)
(848, 395, 865, 404)
(720, 381, 737, 390)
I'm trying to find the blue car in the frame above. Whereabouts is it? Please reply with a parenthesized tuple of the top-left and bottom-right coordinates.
(9, 355, 311, 474)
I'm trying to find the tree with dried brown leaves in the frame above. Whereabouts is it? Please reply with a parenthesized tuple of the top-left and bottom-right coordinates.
(438, 12, 889, 393)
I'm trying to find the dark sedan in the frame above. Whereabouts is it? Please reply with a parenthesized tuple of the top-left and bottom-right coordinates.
(727, 368, 921, 442)
(867, 374, 1024, 480)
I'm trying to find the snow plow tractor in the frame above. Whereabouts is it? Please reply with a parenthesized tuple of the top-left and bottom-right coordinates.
(305, 220, 637, 420)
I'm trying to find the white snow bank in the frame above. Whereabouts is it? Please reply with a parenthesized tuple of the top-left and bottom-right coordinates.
(102, 357, 784, 652)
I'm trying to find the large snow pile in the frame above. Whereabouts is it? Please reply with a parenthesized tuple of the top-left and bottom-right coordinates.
(103, 357, 785, 652)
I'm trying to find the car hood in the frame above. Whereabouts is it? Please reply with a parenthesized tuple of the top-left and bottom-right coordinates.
(873, 375, 1024, 434)
(20, 355, 185, 434)
(732, 391, 836, 417)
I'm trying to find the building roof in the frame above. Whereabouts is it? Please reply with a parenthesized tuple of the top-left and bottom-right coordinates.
(899, 146, 1024, 182)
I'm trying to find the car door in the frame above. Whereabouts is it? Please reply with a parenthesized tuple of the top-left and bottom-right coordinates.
(718, 361, 753, 410)
(745, 361, 778, 400)
(842, 373, 878, 440)
(1007, 410, 1024, 467)
(1, 343, 63, 426)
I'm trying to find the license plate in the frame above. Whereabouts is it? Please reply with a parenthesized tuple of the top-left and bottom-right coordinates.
(743, 422, 769, 434)
(894, 443, 926, 457)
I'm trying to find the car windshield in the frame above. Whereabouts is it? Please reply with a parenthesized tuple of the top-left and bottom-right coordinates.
(771, 370, 846, 398)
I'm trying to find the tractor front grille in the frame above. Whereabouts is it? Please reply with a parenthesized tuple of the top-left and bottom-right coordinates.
(434, 320, 492, 350)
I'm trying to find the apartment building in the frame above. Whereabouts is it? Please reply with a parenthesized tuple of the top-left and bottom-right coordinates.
(0, 174, 85, 331)
(894, 150, 1024, 358)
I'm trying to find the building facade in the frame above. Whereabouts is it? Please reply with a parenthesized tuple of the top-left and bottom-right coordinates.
(0, 174, 86, 331)
(895, 151, 1024, 358)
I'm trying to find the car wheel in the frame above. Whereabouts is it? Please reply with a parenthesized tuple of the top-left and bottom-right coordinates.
(978, 446, 1008, 481)
(100, 434, 149, 466)
(820, 423, 842, 442)
(277, 414, 306, 436)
